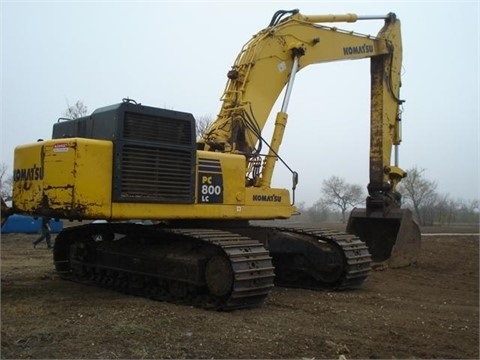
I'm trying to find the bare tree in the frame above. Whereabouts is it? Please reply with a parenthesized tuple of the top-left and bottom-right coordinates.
(0, 162, 13, 200)
(397, 166, 438, 225)
(196, 115, 214, 140)
(433, 194, 457, 225)
(309, 198, 335, 222)
(63, 100, 88, 120)
(321, 176, 363, 222)
(456, 199, 480, 224)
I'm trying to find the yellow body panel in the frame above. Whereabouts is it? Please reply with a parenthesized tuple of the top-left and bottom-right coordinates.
(13, 139, 113, 218)
(111, 201, 293, 221)
(13, 139, 295, 221)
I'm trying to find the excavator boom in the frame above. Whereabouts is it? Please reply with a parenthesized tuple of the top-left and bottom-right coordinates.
(199, 9, 420, 266)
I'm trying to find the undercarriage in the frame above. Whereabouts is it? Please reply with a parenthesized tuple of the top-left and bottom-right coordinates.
(53, 222, 371, 310)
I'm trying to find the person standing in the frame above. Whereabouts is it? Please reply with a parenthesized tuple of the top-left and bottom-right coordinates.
(33, 216, 53, 249)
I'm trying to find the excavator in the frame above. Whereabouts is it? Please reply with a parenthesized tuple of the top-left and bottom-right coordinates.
(2, 9, 420, 310)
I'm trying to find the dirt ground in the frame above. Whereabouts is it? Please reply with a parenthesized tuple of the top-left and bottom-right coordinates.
(1, 223, 478, 359)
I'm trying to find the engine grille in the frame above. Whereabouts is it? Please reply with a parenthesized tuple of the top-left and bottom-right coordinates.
(123, 112, 193, 146)
(113, 109, 195, 203)
(116, 144, 193, 202)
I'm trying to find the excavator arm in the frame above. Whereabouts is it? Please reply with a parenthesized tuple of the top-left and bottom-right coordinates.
(200, 10, 403, 190)
(200, 9, 420, 266)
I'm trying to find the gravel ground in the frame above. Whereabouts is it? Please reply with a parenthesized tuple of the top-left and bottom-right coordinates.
(1, 224, 478, 359)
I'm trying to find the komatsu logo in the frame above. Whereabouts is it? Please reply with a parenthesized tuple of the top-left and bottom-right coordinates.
(13, 165, 44, 181)
(252, 194, 282, 202)
(343, 44, 374, 56)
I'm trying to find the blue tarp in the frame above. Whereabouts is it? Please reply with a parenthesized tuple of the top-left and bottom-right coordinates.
(1, 214, 63, 234)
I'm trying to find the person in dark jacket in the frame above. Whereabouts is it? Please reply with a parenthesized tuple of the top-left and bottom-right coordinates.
(33, 216, 53, 249)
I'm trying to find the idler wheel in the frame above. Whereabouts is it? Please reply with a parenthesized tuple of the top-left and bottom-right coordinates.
(205, 255, 233, 297)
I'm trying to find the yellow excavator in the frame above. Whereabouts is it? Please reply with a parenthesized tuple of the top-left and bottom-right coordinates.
(2, 9, 420, 310)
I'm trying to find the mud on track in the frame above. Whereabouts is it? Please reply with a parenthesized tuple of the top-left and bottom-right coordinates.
(1, 224, 478, 359)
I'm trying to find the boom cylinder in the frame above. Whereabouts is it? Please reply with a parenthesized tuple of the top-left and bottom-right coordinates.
(259, 55, 300, 187)
(258, 111, 288, 187)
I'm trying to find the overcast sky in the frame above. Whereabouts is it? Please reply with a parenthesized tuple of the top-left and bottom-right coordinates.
(1, 0, 479, 206)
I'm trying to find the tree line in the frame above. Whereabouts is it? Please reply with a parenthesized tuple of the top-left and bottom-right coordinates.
(295, 167, 479, 226)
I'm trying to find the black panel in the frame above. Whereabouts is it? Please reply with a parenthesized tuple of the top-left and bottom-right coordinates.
(123, 112, 193, 146)
(52, 100, 196, 204)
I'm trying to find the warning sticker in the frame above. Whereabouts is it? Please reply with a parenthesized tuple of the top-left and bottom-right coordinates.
(53, 143, 69, 153)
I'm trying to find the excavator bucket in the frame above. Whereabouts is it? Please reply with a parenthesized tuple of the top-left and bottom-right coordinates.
(346, 208, 421, 268)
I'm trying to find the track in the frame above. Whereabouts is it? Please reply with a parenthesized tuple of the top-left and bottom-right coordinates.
(53, 222, 371, 311)
(249, 224, 371, 290)
(53, 224, 274, 310)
